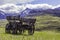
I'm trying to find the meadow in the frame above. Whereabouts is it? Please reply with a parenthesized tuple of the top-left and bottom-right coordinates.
(0, 15, 60, 40)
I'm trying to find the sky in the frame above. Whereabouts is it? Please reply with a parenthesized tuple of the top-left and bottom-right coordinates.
(30, 0, 60, 6)
(0, 0, 60, 6)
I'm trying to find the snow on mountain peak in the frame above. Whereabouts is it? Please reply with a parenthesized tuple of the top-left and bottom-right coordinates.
(0, 4, 60, 14)
(0, 4, 60, 19)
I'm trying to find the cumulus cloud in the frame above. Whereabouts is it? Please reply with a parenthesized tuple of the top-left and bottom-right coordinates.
(25, 4, 53, 9)
(25, 4, 60, 9)
(0, 4, 26, 14)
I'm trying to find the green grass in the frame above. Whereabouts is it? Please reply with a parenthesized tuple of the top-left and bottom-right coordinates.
(0, 15, 60, 40)
(35, 15, 60, 29)
(0, 28, 60, 40)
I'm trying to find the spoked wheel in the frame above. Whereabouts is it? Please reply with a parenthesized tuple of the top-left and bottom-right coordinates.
(28, 29, 34, 35)
(28, 27, 35, 35)
(19, 28, 24, 34)
(5, 29, 10, 33)
(5, 24, 10, 33)
(19, 30, 23, 34)
(11, 23, 17, 34)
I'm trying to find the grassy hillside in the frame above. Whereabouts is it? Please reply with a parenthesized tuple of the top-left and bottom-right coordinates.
(0, 15, 60, 40)
(0, 19, 8, 27)
(35, 15, 60, 30)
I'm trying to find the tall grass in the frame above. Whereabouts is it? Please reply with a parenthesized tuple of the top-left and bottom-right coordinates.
(0, 15, 60, 40)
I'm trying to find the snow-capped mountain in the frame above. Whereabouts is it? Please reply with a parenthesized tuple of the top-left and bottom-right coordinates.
(0, 4, 60, 19)
(0, 10, 6, 19)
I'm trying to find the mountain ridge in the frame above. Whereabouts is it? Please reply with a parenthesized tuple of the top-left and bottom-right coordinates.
(0, 4, 60, 19)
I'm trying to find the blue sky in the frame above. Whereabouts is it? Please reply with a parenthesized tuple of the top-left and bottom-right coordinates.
(0, 0, 60, 5)
(30, 0, 60, 5)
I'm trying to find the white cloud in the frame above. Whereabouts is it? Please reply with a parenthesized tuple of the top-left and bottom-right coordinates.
(25, 4, 60, 9)
(0, 4, 26, 14)
(25, 4, 53, 9)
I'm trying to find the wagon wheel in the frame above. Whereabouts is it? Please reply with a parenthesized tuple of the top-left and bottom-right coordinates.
(5, 23, 10, 33)
(19, 27, 23, 34)
(11, 23, 17, 34)
(28, 26, 35, 35)
(19, 30, 23, 34)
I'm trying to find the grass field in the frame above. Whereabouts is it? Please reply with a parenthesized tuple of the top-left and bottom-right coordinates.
(0, 15, 60, 40)
(0, 28, 60, 40)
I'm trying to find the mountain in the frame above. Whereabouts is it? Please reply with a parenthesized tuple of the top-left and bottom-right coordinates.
(43, 8, 60, 17)
(0, 4, 60, 19)
(21, 7, 60, 17)
(21, 8, 44, 16)
(0, 10, 6, 19)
